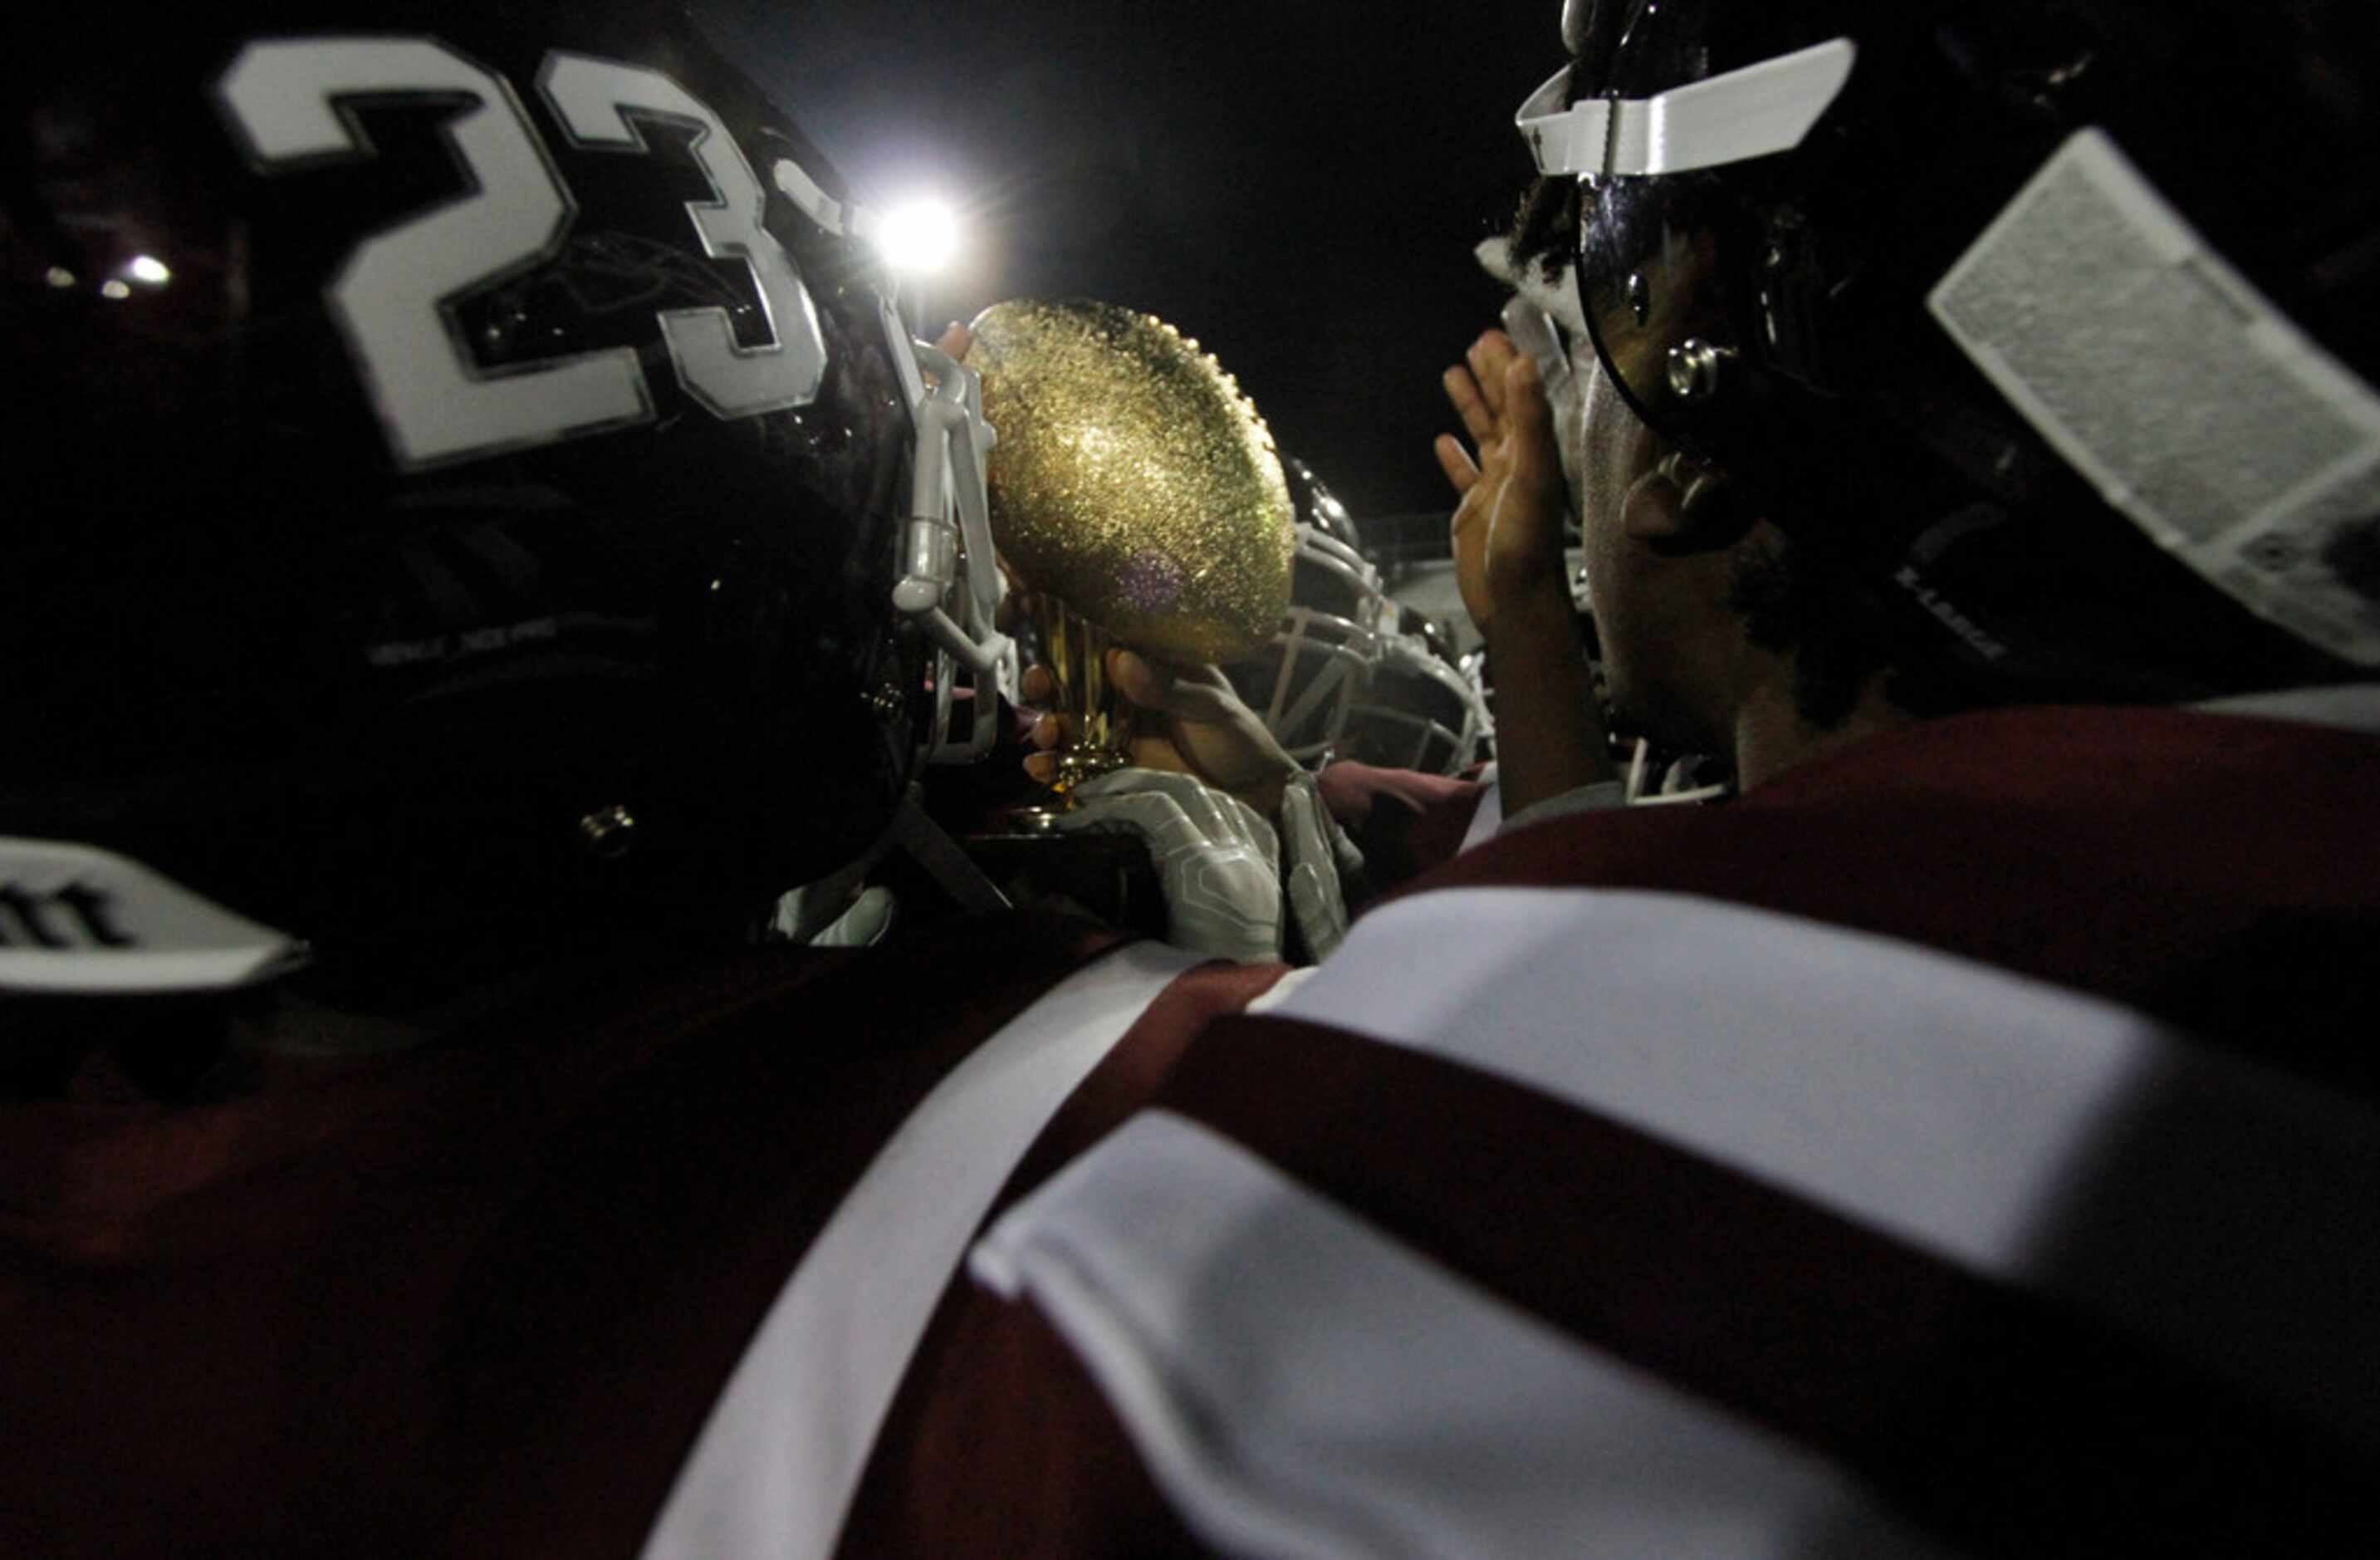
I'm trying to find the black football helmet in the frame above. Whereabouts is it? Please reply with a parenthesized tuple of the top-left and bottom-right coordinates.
(1344, 606, 1494, 776)
(1, 2, 1008, 998)
(1524, 0, 2380, 705)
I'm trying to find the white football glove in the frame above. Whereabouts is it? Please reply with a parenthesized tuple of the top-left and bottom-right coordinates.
(1054, 768, 1284, 964)
(1276, 769, 1356, 963)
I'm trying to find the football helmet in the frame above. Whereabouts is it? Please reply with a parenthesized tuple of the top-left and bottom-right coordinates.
(1522, 0, 2380, 705)
(1222, 459, 1386, 766)
(1345, 606, 1494, 776)
(1, 2, 1008, 997)
(1286, 454, 1363, 554)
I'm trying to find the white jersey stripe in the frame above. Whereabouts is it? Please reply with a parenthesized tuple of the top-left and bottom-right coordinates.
(1261, 887, 2380, 1451)
(638, 939, 1204, 1560)
(973, 1110, 1951, 1560)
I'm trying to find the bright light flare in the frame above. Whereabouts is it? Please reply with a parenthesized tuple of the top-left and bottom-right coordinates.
(125, 254, 172, 286)
(874, 199, 959, 275)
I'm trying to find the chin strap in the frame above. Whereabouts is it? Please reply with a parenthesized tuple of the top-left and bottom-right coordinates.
(1622, 739, 1734, 807)
(0, 837, 310, 995)
(771, 782, 1012, 944)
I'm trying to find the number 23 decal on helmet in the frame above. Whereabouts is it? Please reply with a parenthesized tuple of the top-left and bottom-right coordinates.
(216, 37, 830, 470)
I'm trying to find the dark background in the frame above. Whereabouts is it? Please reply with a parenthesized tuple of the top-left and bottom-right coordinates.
(704, 0, 1563, 526)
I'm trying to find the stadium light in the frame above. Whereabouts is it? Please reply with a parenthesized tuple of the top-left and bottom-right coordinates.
(874, 198, 959, 276)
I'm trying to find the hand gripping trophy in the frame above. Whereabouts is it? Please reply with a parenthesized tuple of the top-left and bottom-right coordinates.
(963, 300, 1297, 798)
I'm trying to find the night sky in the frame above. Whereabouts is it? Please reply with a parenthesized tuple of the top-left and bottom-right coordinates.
(705, 1, 1565, 526)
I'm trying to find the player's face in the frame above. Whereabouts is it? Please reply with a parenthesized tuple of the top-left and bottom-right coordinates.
(1576, 354, 1733, 752)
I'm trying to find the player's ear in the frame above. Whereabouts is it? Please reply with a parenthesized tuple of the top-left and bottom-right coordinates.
(1627, 449, 1759, 556)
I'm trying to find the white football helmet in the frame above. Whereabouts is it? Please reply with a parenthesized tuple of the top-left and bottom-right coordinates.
(1223, 522, 1386, 766)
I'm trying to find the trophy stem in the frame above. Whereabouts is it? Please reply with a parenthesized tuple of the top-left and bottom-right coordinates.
(1027, 591, 1133, 800)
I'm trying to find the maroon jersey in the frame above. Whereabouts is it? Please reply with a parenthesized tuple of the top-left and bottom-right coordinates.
(842, 699, 2380, 1557)
(0, 914, 1286, 1558)
(1315, 759, 1490, 890)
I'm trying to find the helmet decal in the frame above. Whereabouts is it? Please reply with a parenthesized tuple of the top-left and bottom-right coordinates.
(536, 52, 827, 418)
(1929, 128, 2380, 666)
(217, 38, 656, 468)
(216, 37, 830, 469)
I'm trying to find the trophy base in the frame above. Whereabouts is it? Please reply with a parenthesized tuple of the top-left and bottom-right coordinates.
(1013, 746, 1132, 829)
(1049, 743, 1130, 795)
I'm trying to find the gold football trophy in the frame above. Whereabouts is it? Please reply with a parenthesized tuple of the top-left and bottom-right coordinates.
(964, 299, 1296, 798)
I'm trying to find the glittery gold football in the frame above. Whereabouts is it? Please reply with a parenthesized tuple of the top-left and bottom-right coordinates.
(964, 299, 1296, 664)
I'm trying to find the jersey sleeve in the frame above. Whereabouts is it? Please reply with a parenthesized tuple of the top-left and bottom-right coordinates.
(848, 885, 2380, 1556)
